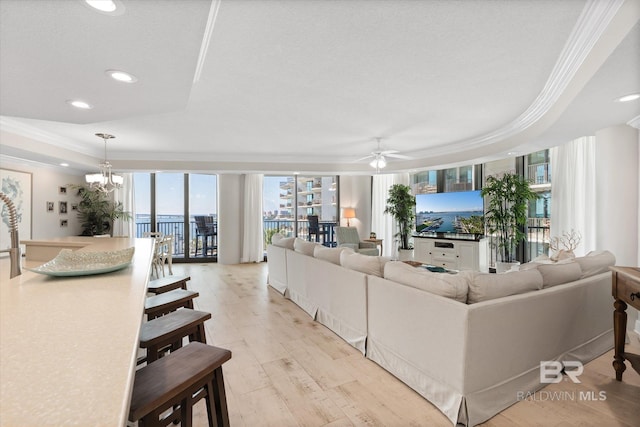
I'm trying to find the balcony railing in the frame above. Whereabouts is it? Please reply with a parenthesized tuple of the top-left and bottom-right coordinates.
(486, 217, 550, 267)
(135, 219, 338, 257)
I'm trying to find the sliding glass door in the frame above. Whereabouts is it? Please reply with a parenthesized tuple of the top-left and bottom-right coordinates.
(133, 172, 218, 262)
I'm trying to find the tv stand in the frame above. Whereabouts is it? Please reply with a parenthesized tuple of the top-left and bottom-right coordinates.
(414, 235, 488, 272)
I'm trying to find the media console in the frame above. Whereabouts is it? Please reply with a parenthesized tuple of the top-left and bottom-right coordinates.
(413, 234, 489, 272)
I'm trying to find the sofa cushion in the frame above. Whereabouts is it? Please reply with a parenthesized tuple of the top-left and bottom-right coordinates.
(467, 269, 543, 304)
(383, 261, 469, 303)
(340, 251, 390, 277)
(293, 238, 319, 256)
(313, 246, 354, 265)
(272, 234, 295, 250)
(575, 250, 616, 278)
(537, 261, 583, 288)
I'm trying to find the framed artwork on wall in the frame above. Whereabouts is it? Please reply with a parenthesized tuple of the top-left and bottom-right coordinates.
(0, 168, 32, 253)
(47, 201, 54, 212)
(60, 219, 68, 227)
(59, 201, 68, 214)
(59, 186, 67, 195)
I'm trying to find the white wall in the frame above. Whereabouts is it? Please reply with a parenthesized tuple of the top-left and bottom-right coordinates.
(595, 124, 639, 332)
(0, 157, 85, 242)
(339, 175, 372, 237)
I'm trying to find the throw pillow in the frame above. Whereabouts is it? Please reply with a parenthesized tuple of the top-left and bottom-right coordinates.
(340, 251, 390, 277)
(467, 269, 543, 304)
(314, 246, 353, 265)
(272, 235, 295, 250)
(293, 238, 319, 256)
(383, 261, 469, 303)
(537, 261, 582, 288)
(575, 250, 616, 278)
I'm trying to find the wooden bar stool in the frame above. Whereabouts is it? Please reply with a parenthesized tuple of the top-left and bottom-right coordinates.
(147, 275, 191, 295)
(129, 342, 232, 427)
(145, 289, 199, 320)
(139, 309, 210, 364)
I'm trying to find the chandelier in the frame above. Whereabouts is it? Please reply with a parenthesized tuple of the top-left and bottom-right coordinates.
(85, 133, 123, 193)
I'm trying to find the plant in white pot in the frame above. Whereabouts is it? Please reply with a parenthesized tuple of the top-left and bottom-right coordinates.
(480, 173, 538, 272)
(384, 184, 416, 261)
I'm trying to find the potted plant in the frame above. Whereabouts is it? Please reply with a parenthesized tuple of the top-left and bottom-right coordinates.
(480, 172, 538, 272)
(72, 185, 131, 236)
(384, 183, 416, 260)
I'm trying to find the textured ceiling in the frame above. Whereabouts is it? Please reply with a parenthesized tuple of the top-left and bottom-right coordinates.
(0, 0, 638, 174)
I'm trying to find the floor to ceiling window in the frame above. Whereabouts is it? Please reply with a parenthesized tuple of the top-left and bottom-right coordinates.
(263, 175, 338, 248)
(133, 172, 218, 262)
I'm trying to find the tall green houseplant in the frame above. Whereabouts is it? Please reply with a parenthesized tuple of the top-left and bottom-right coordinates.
(384, 184, 416, 250)
(481, 173, 538, 264)
(72, 185, 131, 236)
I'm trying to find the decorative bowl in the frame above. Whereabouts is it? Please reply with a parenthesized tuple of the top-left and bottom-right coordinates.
(26, 246, 135, 277)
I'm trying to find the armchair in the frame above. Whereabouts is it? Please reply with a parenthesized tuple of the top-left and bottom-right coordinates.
(335, 227, 379, 256)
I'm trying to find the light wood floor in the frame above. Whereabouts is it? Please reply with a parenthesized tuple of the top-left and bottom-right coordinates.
(172, 262, 640, 427)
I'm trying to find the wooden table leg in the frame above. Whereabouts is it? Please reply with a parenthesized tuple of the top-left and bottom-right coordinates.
(613, 299, 627, 381)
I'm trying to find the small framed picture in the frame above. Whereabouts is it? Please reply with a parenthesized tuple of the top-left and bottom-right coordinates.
(46, 201, 54, 212)
(59, 186, 67, 195)
(71, 203, 78, 211)
(60, 219, 68, 227)
(59, 201, 68, 214)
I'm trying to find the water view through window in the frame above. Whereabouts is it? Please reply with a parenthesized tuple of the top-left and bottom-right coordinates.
(133, 173, 217, 260)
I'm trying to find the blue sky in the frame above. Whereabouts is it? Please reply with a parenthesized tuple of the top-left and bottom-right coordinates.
(416, 190, 483, 213)
(134, 173, 217, 215)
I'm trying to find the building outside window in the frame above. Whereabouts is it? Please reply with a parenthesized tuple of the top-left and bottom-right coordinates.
(263, 175, 338, 247)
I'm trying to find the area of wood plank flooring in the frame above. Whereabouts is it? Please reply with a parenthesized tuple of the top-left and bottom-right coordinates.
(168, 262, 640, 426)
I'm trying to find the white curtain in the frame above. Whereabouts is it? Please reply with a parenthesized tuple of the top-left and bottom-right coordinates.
(241, 174, 264, 263)
(550, 136, 596, 256)
(113, 173, 135, 237)
(372, 173, 410, 259)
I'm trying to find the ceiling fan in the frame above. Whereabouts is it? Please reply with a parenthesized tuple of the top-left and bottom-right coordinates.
(357, 137, 411, 172)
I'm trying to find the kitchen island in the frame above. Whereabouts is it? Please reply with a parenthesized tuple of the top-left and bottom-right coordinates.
(0, 237, 154, 426)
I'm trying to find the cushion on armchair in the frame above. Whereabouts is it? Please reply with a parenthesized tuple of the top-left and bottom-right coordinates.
(335, 226, 379, 256)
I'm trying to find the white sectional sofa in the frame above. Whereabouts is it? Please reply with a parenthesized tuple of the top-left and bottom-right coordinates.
(266, 235, 615, 426)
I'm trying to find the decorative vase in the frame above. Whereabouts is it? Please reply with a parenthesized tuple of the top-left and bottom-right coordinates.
(398, 248, 414, 261)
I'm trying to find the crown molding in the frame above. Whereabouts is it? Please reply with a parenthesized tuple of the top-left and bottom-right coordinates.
(627, 115, 640, 129)
(0, 116, 97, 157)
(410, 0, 626, 159)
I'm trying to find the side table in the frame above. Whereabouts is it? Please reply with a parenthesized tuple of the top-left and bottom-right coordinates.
(610, 266, 640, 381)
(364, 238, 383, 256)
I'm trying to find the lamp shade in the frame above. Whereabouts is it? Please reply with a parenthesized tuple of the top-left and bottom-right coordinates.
(342, 208, 356, 219)
(342, 207, 356, 226)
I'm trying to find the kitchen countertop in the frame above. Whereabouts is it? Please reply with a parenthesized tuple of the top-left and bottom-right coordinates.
(0, 237, 154, 426)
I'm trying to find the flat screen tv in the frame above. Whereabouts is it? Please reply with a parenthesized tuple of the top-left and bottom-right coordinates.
(415, 190, 484, 235)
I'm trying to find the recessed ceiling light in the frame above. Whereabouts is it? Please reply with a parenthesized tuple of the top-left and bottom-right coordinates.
(60, 163, 69, 167)
(106, 69, 138, 83)
(83, 0, 125, 15)
(615, 93, 640, 103)
(66, 99, 93, 110)
(85, 0, 116, 12)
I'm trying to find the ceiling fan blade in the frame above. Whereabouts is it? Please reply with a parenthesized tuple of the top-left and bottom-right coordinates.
(385, 153, 412, 159)
(356, 154, 375, 161)
(379, 150, 400, 155)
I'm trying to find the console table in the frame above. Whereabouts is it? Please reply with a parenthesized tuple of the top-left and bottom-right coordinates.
(611, 266, 640, 381)
(414, 236, 488, 272)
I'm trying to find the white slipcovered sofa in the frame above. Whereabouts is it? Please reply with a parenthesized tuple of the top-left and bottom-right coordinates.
(266, 234, 615, 426)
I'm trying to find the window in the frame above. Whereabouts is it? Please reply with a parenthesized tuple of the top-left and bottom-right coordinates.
(263, 175, 338, 247)
(133, 172, 218, 261)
